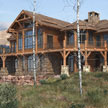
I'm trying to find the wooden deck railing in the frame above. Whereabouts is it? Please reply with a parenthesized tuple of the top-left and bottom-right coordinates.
(0, 47, 16, 54)
(0, 41, 107, 55)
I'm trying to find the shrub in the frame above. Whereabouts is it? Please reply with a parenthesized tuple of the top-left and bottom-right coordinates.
(70, 103, 85, 108)
(104, 89, 108, 95)
(39, 80, 47, 85)
(82, 81, 87, 86)
(0, 83, 18, 108)
(86, 89, 103, 106)
(94, 73, 103, 78)
(60, 74, 68, 80)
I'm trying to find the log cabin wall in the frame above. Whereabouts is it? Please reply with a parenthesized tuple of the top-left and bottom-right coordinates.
(1, 10, 108, 76)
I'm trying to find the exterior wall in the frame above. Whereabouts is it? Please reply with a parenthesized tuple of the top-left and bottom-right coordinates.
(37, 53, 62, 76)
(14, 53, 62, 77)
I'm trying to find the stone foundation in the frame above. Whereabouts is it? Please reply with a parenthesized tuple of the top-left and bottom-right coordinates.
(0, 75, 34, 85)
(83, 65, 90, 72)
(0, 68, 8, 76)
(61, 65, 69, 76)
(103, 66, 108, 72)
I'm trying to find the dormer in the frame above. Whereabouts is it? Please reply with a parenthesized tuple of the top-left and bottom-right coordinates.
(88, 11, 100, 25)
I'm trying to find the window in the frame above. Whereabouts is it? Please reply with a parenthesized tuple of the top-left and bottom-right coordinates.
(67, 31, 74, 45)
(88, 32, 93, 44)
(15, 59, 18, 69)
(96, 35, 101, 47)
(104, 35, 108, 43)
(28, 55, 33, 72)
(18, 32, 22, 50)
(24, 21, 33, 28)
(47, 35, 53, 49)
(80, 30, 86, 44)
(38, 28, 43, 48)
(11, 41, 16, 52)
(25, 30, 33, 49)
(15, 42, 16, 52)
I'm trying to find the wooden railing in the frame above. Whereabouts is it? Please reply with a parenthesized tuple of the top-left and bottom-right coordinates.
(0, 47, 16, 54)
(0, 41, 107, 55)
(66, 41, 106, 49)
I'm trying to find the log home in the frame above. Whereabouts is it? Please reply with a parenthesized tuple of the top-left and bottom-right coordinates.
(0, 10, 108, 77)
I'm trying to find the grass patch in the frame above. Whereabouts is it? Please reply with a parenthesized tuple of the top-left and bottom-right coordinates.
(17, 72, 108, 108)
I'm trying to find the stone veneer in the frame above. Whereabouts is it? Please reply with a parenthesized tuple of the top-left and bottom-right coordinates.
(15, 53, 62, 78)
(37, 53, 62, 76)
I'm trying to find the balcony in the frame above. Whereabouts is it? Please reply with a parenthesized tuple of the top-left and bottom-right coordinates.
(38, 40, 107, 52)
(0, 47, 16, 55)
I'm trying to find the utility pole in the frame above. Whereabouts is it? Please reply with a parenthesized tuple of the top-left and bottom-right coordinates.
(33, 0, 36, 86)
(77, 0, 83, 95)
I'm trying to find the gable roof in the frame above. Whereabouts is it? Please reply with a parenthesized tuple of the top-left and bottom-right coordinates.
(95, 20, 108, 33)
(7, 10, 70, 32)
(62, 20, 96, 31)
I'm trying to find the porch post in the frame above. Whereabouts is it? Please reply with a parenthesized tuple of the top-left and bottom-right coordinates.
(105, 51, 107, 66)
(83, 40, 91, 72)
(61, 32, 69, 76)
(102, 41, 108, 72)
(1, 56, 8, 76)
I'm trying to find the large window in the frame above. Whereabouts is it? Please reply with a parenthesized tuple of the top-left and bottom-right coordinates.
(67, 31, 74, 45)
(24, 21, 33, 28)
(96, 35, 101, 47)
(38, 28, 43, 48)
(47, 35, 53, 49)
(88, 32, 93, 44)
(11, 41, 16, 52)
(28, 55, 33, 72)
(25, 30, 33, 49)
(18, 32, 22, 50)
(104, 35, 108, 43)
(80, 30, 86, 44)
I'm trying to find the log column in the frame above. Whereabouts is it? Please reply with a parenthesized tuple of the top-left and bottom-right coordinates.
(101, 41, 108, 72)
(0, 56, 8, 76)
(61, 32, 70, 76)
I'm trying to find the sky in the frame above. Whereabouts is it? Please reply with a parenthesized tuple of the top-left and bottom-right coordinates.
(0, 0, 108, 28)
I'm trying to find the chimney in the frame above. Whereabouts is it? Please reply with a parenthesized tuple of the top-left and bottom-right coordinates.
(88, 11, 100, 25)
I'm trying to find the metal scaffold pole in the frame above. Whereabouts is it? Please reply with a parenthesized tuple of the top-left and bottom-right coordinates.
(33, 0, 36, 86)
(77, 0, 83, 96)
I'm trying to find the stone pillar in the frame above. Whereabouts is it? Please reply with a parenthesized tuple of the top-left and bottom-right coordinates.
(0, 56, 8, 76)
(61, 65, 69, 76)
(16, 56, 23, 76)
(0, 68, 8, 76)
(83, 65, 90, 73)
(103, 66, 108, 72)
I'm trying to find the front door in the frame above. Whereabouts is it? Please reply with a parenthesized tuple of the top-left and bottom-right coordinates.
(68, 55, 74, 72)
(47, 35, 53, 49)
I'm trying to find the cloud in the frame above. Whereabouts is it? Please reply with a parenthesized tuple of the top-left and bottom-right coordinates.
(0, 22, 11, 31)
